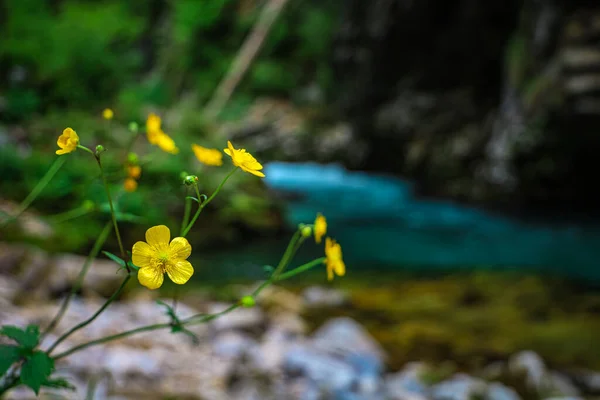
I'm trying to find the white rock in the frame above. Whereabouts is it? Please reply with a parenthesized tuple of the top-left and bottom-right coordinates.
(486, 382, 521, 400)
(302, 286, 348, 308)
(209, 303, 264, 333)
(508, 351, 547, 390)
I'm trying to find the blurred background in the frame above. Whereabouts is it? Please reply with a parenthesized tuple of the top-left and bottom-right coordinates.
(2, 0, 600, 399)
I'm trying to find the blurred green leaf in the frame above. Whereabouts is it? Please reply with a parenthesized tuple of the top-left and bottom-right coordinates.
(0, 345, 21, 376)
(20, 351, 55, 395)
(0, 325, 40, 350)
(102, 251, 126, 268)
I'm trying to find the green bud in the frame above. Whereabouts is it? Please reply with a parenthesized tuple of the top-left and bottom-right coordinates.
(300, 225, 312, 238)
(127, 152, 139, 164)
(180, 171, 189, 180)
(82, 200, 95, 211)
(128, 122, 139, 133)
(183, 175, 199, 186)
(240, 295, 255, 308)
(95, 145, 105, 155)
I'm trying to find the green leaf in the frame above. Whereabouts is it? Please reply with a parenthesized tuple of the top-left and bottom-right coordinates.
(102, 251, 125, 267)
(127, 261, 140, 271)
(42, 377, 76, 391)
(21, 351, 55, 395)
(0, 325, 40, 349)
(0, 344, 21, 376)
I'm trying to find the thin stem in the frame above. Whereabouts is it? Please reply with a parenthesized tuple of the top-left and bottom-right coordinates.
(46, 275, 131, 355)
(53, 323, 170, 360)
(41, 221, 113, 340)
(77, 145, 95, 155)
(46, 206, 92, 224)
(54, 303, 241, 360)
(181, 168, 237, 237)
(272, 230, 302, 279)
(180, 191, 192, 236)
(276, 257, 326, 281)
(95, 154, 127, 263)
(0, 157, 66, 226)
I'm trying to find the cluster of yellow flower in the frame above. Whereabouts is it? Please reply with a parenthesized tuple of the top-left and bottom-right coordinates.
(54, 110, 344, 290)
(313, 213, 345, 281)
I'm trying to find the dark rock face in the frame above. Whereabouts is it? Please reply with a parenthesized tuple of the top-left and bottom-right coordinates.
(332, 0, 600, 215)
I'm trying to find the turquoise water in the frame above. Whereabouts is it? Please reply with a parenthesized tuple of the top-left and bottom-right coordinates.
(249, 162, 600, 281)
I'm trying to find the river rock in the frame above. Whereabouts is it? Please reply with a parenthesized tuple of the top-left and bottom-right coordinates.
(209, 302, 265, 333)
(486, 382, 521, 400)
(302, 286, 348, 308)
(508, 350, 547, 391)
(385, 362, 429, 398)
(431, 374, 488, 400)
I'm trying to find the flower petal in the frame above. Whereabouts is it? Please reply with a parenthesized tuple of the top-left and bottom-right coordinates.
(169, 237, 191, 260)
(166, 260, 194, 285)
(243, 167, 265, 178)
(138, 266, 164, 290)
(132, 241, 154, 268)
(146, 225, 170, 246)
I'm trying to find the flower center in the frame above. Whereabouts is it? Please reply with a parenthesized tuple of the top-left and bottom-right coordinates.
(158, 253, 170, 263)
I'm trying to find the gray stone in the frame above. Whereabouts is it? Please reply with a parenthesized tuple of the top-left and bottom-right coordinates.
(302, 286, 348, 308)
(209, 302, 264, 333)
(508, 351, 547, 391)
(431, 374, 488, 400)
(385, 362, 429, 396)
(213, 331, 257, 359)
(547, 372, 580, 397)
(486, 382, 521, 400)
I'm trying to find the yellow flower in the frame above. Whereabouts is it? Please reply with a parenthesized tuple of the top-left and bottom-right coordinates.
(124, 178, 138, 192)
(102, 108, 114, 120)
(223, 140, 265, 177)
(132, 225, 194, 290)
(128, 165, 142, 179)
(192, 144, 223, 166)
(314, 213, 327, 244)
(156, 133, 179, 154)
(145, 113, 179, 154)
(324, 237, 345, 281)
(56, 127, 79, 155)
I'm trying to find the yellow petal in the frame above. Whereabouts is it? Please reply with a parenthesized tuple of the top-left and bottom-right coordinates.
(138, 266, 164, 290)
(145, 225, 170, 246)
(327, 264, 334, 281)
(55, 148, 69, 155)
(166, 259, 194, 285)
(224, 148, 232, 156)
(227, 141, 235, 153)
(132, 241, 154, 268)
(334, 260, 346, 277)
(242, 167, 265, 178)
(169, 237, 191, 260)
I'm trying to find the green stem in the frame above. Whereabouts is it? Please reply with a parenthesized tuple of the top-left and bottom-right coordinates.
(77, 145, 95, 156)
(95, 154, 127, 263)
(41, 222, 113, 340)
(181, 168, 237, 237)
(52, 323, 170, 360)
(0, 157, 66, 226)
(276, 257, 326, 281)
(53, 303, 240, 360)
(180, 191, 192, 236)
(46, 275, 131, 355)
(46, 206, 92, 224)
(272, 230, 302, 279)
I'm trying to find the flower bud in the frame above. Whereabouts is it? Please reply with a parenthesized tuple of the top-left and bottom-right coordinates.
(183, 175, 199, 186)
(300, 225, 312, 238)
(127, 152, 139, 164)
(240, 296, 255, 308)
(95, 145, 105, 155)
(128, 122, 139, 133)
(82, 200, 95, 211)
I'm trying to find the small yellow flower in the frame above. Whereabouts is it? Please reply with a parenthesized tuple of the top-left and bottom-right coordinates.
(156, 133, 179, 154)
(56, 127, 79, 155)
(132, 225, 194, 290)
(324, 237, 345, 281)
(223, 140, 265, 177)
(128, 165, 142, 179)
(145, 113, 179, 154)
(314, 213, 327, 244)
(192, 144, 223, 166)
(124, 178, 138, 192)
(102, 108, 114, 120)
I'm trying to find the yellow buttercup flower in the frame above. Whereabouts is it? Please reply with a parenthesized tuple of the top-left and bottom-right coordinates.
(128, 165, 142, 179)
(192, 144, 223, 166)
(102, 108, 114, 120)
(56, 128, 79, 155)
(314, 213, 327, 244)
(132, 225, 194, 290)
(324, 237, 345, 281)
(145, 113, 179, 154)
(124, 178, 138, 192)
(223, 140, 265, 177)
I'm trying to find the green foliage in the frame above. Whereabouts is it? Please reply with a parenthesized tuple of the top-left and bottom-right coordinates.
(0, 325, 40, 350)
(0, 345, 21, 376)
(155, 300, 199, 343)
(102, 250, 126, 268)
(20, 351, 55, 395)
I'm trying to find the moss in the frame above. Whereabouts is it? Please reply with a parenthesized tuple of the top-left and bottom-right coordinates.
(302, 271, 600, 372)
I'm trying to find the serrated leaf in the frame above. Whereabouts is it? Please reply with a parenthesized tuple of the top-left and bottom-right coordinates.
(42, 377, 76, 391)
(102, 251, 126, 267)
(0, 344, 21, 376)
(0, 325, 40, 349)
(21, 351, 54, 395)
